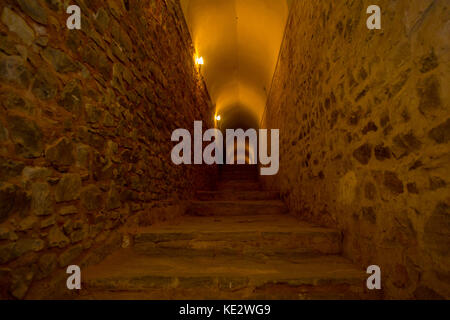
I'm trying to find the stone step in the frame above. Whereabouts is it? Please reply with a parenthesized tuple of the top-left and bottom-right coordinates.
(220, 169, 258, 177)
(132, 215, 342, 256)
(78, 288, 379, 300)
(82, 251, 375, 299)
(196, 190, 280, 201)
(187, 200, 287, 216)
(220, 174, 258, 181)
(219, 165, 258, 172)
(217, 180, 261, 191)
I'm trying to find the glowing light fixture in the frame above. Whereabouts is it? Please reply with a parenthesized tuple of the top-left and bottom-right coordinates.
(215, 115, 221, 121)
(196, 56, 204, 65)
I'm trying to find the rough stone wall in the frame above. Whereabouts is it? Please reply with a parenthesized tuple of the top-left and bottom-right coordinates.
(0, 0, 214, 299)
(262, 0, 449, 299)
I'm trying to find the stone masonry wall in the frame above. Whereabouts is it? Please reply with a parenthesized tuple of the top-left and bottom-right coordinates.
(0, 0, 214, 299)
(262, 0, 449, 298)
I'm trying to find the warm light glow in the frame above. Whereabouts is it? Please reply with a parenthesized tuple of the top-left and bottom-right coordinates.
(215, 115, 221, 121)
(196, 56, 204, 65)
(181, 0, 289, 126)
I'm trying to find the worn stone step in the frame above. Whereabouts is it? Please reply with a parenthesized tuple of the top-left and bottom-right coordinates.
(219, 170, 258, 178)
(219, 165, 258, 172)
(132, 215, 342, 256)
(220, 175, 258, 181)
(78, 287, 380, 300)
(220, 167, 258, 176)
(217, 180, 261, 191)
(82, 251, 375, 299)
(187, 200, 287, 216)
(196, 190, 279, 201)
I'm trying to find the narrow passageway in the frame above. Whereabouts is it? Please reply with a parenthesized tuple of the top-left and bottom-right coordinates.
(0, 0, 448, 300)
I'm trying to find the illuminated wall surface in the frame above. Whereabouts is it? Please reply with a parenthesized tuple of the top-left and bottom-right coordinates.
(0, 0, 448, 301)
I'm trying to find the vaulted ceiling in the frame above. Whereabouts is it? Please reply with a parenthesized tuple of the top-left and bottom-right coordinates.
(181, 0, 291, 129)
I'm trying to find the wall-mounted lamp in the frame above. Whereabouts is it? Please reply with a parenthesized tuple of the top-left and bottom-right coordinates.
(196, 56, 204, 65)
(215, 115, 221, 121)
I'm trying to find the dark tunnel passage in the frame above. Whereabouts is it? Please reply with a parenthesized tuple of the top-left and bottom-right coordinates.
(0, 0, 448, 300)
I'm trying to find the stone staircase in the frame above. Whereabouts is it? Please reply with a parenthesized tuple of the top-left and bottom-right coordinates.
(82, 165, 378, 299)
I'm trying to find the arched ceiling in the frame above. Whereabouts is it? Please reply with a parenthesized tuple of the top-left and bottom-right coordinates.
(181, 0, 291, 128)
